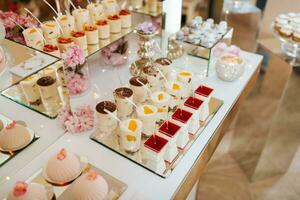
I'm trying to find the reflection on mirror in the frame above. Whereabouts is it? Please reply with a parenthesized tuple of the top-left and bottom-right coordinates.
(1, 61, 69, 119)
(0, 113, 39, 167)
(0, 39, 59, 91)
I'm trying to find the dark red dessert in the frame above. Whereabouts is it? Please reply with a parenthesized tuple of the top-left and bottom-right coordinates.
(195, 85, 213, 97)
(71, 31, 85, 38)
(57, 37, 73, 44)
(43, 44, 58, 52)
(108, 15, 120, 20)
(119, 9, 130, 16)
(184, 96, 204, 110)
(96, 20, 108, 26)
(172, 109, 193, 124)
(144, 134, 168, 153)
(159, 121, 181, 138)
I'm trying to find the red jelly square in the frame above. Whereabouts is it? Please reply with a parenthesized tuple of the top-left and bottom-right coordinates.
(159, 121, 181, 138)
(184, 96, 204, 110)
(195, 85, 213, 97)
(144, 135, 168, 153)
(172, 109, 193, 124)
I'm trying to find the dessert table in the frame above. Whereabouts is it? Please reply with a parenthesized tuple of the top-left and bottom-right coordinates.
(0, 49, 262, 199)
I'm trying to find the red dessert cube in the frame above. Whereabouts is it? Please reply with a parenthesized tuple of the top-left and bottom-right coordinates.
(184, 96, 204, 110)
(159, 121, 181, 138)
(172, 109, 193, 124)
(144, 135, 168, 153)
(195, 85, 213, 97)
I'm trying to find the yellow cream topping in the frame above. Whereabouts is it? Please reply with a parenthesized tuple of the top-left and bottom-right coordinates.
(143, 106, 154, 114)
(158, 93, 164, 101)
(126, 135, 136, 142)
(179, 71, 191, 76)
(128, 120, 137, 132)
(172, 83, 180, 90)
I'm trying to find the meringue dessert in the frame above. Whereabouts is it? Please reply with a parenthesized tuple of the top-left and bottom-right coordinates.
(96, 20, 110, 39)
(87, 2, 105, 23)
(71, 170, 109, 200)
(22, 27, 44, 50)
(72, 8, 90, 31)
(158, 121, 180, 163)
(42, 21, 60, 45)
(45, 148, 81, 183)
(96, 101, 118, 134)
(58, 14, 75, 37)
(113, 87, 134, 118)
(195, 85, 213, 122)
(119, 9, 131, 28)
(151, 91, 171, 121)
(155, 58, 172, 78)
(7, 181, 48, 200)
(84, 25, 99, 45)
(20, 74, 41, 105)
(119, 119, 143, 153)
(57, 37, 74, 52)
(143, 134, 168, 173)
(107, 15, 121, 33)
(129, 76, 149, 104)
(0, 121, 31, 151)
(137, 104, 158, 138)
(71, 31, 88, 50)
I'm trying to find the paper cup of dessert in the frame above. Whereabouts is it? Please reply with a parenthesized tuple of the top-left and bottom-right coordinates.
(4, 148, 126, 200)
(93, 58, 215, 174)
(22, 1, 132, 57)
(273, 12, 300, 43)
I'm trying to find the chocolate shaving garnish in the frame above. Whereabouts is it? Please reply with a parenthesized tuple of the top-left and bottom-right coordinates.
(96, 101, 116, 114)
(129, 76, 148, 87)
(114, 87, 133, 98)
(37, 76, 56, 86)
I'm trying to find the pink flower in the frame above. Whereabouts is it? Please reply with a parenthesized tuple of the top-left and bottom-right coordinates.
(227, 45, 241, 56)
(57, 105, 94, 133)
(213, 42, 228, 57)
(62, 45, 85, 68)
(66, 74, 88, 95)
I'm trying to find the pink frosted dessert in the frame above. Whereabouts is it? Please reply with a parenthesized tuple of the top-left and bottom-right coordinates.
(7, 181, 47, 200)
(45, 148, 81, 184)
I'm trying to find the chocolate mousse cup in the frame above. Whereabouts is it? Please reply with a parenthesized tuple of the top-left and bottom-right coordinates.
(129, 76, 149, 104)
(37, 76, 60, 111)
(96, 101, 118, 134)
(155, 58, 172, 78)
(113, 87, 134, 118)
(141, 66, 161, 92)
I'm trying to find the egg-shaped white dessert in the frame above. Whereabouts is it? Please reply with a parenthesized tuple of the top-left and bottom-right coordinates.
(45, 148, 81, 183)
(72, 170, 109, 200)
(7, 181, 48, 200)
(0, 122, 31, 151)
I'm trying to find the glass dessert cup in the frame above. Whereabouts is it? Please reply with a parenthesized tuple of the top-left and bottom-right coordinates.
(184, 96, 204, 121)
(58, 15, 75, 37)
(141, 66, 161, 92)
(195, 85, 214, 122)
(42, 21, 60, 45)
(96, 101, 118, 135)
(84, 25, 99, 45)
(119, 9, 132, 28)
(96, 20, 110, 39)
(87, 2, 105, 24)
(72, 8, 90, 31)
(71, 31, 88, 50)
(176, 70, 193, 98)
(143, 134, 168, 174)
(36, 76, 60, 112)
(43, 44, 60, 58)
(19, 75, 41, 105)
(136, 104, 158, 138)
(114, 87, 134, 119)
(164, 81, 183, 109)
(119, 119, 143, 153)
(154, 57, 172, 79)
(22, 27, 44, 50)
(108, 15, 122, 33)
(57, 37, 74, 53)
(129, 76, 149, 104)
(151, 91, 171, 121)
(171, 109, 193, 149)
(158, 121, 180, 163)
